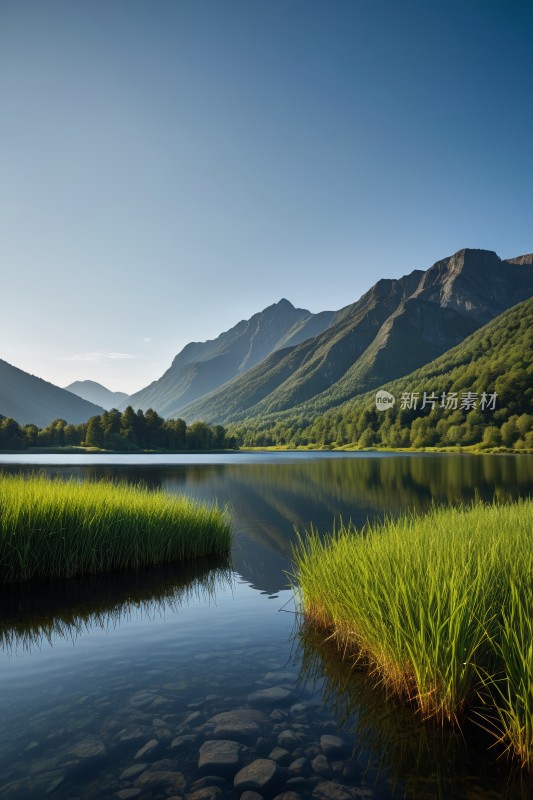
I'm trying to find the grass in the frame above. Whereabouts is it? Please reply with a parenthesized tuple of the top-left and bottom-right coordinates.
(0, 472, 232, 583)
(291, 499, 533, 768)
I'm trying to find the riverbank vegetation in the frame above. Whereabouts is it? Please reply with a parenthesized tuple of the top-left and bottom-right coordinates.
(0, 406, 237, 451)
(0, 473, 232, 583)
(292, 499, 533, 769)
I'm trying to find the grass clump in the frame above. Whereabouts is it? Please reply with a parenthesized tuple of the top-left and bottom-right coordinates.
(0, 473, 232, 583)
(292, 499, 533, 767)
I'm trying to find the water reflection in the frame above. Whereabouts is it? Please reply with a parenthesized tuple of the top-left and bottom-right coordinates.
(0, 455, 531, 799)
(3, 454, 532, 592)
(0, 558, 232, 654)
(294, 621, 533, 800)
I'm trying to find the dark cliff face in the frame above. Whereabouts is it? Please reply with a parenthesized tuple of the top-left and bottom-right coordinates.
(178, 248, 533, 424)
(412, 249, 533, 324)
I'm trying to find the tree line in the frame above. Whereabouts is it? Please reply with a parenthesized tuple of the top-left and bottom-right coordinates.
(0, 407, 237, 451)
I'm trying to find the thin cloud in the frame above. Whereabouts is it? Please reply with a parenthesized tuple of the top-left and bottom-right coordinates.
(58, 352, 135, 362)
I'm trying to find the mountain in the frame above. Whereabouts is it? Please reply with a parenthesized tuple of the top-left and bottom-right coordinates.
(124, 299, 336, 417)
(65, 380, 128, 410)
(0, 360, 104, 428)
(239, 294, 533, 450)
(180, 249, 533, 424)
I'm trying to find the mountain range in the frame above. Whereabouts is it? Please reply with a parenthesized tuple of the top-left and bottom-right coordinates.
(121, 299, 336, 417)
(65, 380, 129, 410)
(127, 248, 533, 424)
(1, 247, 532, 433)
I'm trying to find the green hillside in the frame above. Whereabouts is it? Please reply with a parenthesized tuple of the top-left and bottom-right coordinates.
(182, 249, 533, 425)
(233, 296, 533, 451)
(0, 360, 104, 428)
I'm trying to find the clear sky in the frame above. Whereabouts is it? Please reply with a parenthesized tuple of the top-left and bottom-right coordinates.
(1, 0, 532, 394)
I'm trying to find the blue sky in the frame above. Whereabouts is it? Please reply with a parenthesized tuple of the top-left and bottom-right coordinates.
(1, 0, 532, 393)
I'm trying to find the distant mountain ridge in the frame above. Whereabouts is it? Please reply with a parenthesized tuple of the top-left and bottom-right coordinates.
(123, 299, 336, 417)
(0, 360, 104, 427)
(65, 380, 128, 410)
(178, 248, 533, 424)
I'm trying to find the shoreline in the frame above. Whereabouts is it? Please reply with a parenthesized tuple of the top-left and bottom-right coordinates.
(0, 445, 530, 456)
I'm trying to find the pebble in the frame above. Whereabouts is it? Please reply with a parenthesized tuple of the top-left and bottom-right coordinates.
(262, 671, 294, 683)
(311, 754, 332, 778)
(70, 737, 106, 759)
(320, 735, 349, 758)
(312, 782, 374, 800)
(234, 758, 280, 793)
(198, 739, 245, 775)
(119, 763, 147, 780)
(247, 687, 295, 707)
(119, 727, 146, 743)
(171, 733, 199, 751)
(190, 776, 227, 791)
(273, 793, 303, 800)
(208, 708, 268, 744)
(277, 730, 300, 749)
(287, 757, 310, 777)
(186, 788, 224, 800)
(135, 769, 186, 793)
(134, 738, 159, 759)
(268, 746, 293, 766)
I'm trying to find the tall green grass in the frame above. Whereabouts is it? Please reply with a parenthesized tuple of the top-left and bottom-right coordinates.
(291, 499, 533, 768)
(0, 473, 232, 583)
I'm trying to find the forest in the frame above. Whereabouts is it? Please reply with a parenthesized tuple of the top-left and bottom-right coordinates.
(231, 298, 533, 451)
(0, 406, 237, 452)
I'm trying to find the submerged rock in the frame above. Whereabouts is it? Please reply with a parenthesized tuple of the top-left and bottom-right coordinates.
(268, 746, 292, 766)
(186, 787, 224, 800)
(119, 763, 147, 780)
(311, 754, 332, 778)
(171, 733, 199, 751)
(273, 793, 303, 800)
(312, 782, 374, 799)
(135, 769, 186, 793)
(277, 730, 300, 749)
(116, 790, 141, 800)
(319, 735, 349, 758)
(287, 757, 310, 777)
(198, 739, 244, 775)
(247, 688, 294, 707)
(207, 708, 268, 743)
(70, 737, 106, 759)
(234, 758, 280, 793)
(134, 738, 159, 759)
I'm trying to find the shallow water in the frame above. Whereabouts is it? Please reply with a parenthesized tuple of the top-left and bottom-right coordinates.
(0, 452, 532, 799)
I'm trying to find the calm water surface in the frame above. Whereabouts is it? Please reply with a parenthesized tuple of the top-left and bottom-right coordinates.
(0, 452, 532, 800)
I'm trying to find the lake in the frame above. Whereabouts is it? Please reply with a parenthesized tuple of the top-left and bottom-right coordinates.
(0, 452, 532, 800)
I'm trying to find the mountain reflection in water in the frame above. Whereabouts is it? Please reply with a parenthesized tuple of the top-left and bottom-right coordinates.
(4, 453, 532, 593)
